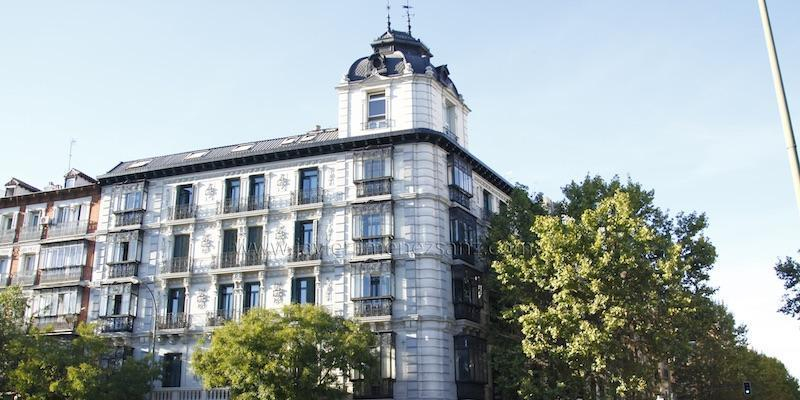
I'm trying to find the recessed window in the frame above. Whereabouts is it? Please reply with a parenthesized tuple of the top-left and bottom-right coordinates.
(184, 151, 208, 160)
(232, 144, 254, 152)
(367, 92, 387, 129)
(127, 160, 151, 169)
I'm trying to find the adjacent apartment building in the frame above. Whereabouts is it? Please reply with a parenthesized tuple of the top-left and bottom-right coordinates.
(1, 27, 512, 400)
(0, 170, 100, 335)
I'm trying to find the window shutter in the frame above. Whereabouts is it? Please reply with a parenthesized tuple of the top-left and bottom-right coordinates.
(352, 213, 363, 240)
(99, 287, 108, 316)
(383, 203, 393, 237)
(308, 279, 316, 304)
(121, 284, 131, 315)
(291, 279, 299, 304)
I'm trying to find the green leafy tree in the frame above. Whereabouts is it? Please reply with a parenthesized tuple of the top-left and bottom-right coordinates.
(1, 286, 158, 400)
(775, 251, 800, 319)
(192, 304, 377, 400)
(0, 285, 27, 392)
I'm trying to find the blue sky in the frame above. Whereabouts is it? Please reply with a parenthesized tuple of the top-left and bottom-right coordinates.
(1, 0, 798, 377)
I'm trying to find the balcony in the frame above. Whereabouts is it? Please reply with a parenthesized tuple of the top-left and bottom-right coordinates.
(452, 242, 477, 265)
(354, 237, 392, 257)
(355, 178, 391, 198)
(114, 209, 145, 227)
(11, 273, 35, 286)
(39, 265, 83, 284)
(99, 315, 135, 333)
(352, 296, 393, 318)
(454, 302, 482, 323)
(218, 251, 240, 269)
(18, 226, 43, 241)
(449, 185, 473, 210)
(34, 314, 79, 333)
(0, 229, 14, 244)
(219, 196, 267, 215)
(157, 313, 189, 330)
(162, 257, 191, 274)
(292, 247, 320, 263)
(150, 388, 230, 400)
(352, 378, 394, 399)
(243, 248, 266, 266)
(294, 188, 322, 206)
(47, 220, 90, 238)
(168, 204, 196, 221)
(207, 309, 237, 327)
(106, 261, 139, 279)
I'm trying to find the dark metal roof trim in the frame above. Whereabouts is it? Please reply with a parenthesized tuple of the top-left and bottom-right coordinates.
(98, 129, 513, 195)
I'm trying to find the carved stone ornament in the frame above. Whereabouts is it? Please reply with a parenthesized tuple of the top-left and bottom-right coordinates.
(278, 174, 290, 192)
(196, 290, 209, 310)
(204, 184, 217, 201)
(201, 234, 215, 254)
(272, 283, 285, 304)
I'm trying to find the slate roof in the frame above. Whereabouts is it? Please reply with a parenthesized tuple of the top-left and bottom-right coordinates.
(65, 168, 98, 184)
(101, 128, 340, 179)
(4, 178, 40, 192)
(346, 30, 460, 97)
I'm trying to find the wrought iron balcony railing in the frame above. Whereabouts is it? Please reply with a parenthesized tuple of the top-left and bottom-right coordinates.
(294, 188, 322, 206)
(106, 261, 139, 279)
(352, 378, 395, 399)
(39, 265, 83, 284)
(162, 257, 190, 274)
(157, 312, 189, 330)
(114, 209, 145, 227)
(452, 242, 477, 265)
(219, 251, 240, 269)
(354, 237, 392, 256)
(448, 185, 473, 210)
(99, 315, 135, 333)
(454, 302, 482, 323)
(47, 220, 90, 238)
(169, 204, 196, 220)
(352, 296, 393, 317)
(0, 229, 15, 244)
(291, 247, 320, 262)
(243, 248, 266, 266)
(355, 178, 392, 198)
(207, 309, 237, 326)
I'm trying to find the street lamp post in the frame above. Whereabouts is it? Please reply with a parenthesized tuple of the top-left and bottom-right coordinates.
(131, 277, 159, 359)
(757, 0, 800, 215)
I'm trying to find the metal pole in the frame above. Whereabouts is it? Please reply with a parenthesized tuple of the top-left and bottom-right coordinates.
(757, 0, 800, 215)
(143, 282, 158, 357)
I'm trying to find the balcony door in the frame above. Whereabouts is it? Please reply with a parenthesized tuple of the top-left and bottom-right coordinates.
(167, 288, 185, 317)
(225, 178, 241, 211)
(218, 284, 234, 319)
(295, 221, 314, 257)
(298, 168, 318, 203)
(291, 277, 315, 305)
(249, 175, 265, 209)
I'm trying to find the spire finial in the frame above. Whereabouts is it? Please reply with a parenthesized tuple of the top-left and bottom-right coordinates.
(386, 0, 392, 31)
(403, 0, 413, 35)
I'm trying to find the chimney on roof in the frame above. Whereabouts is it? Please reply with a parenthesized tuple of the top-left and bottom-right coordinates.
(315, 125, 321, 131)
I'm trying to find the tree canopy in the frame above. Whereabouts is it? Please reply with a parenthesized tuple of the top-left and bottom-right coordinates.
(0, 285, 158, 400)
(192, 304, 377, 400)
(775, 251, 800, 319)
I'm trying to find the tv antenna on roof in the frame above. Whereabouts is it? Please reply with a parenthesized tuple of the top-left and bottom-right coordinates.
(68, 138, 76, 171)
(403, 0, 414, 35)
(386, 0, 391, 31)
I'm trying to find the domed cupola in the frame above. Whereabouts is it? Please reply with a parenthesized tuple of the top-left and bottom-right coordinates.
(337, 27, 469, 147)
(346, 30, 459, 97)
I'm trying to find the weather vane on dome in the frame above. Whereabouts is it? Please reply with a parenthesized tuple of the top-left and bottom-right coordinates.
(403, 0, 414, 35)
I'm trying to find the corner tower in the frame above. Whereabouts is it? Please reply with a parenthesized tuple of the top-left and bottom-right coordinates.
(337, 29, 470, 147)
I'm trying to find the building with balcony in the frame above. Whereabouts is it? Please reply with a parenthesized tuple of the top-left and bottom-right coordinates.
(74, 27, 511, 400)
(0, 169, 100, 336)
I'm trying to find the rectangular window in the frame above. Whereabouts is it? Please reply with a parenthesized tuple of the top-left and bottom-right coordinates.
(117, 241, 130, 262)
(41, 243, 86, 269)
(225, 178, 241, 212)
(23, 254, 36, 273)
(354, 148, 392, 197)
(244, 282, 260, 311)
(249, 175, 266, 210)
(291, 277, 315, 305)
(353, 332, 395, 399)
(444, 102, 456, 136)
(453, 265, 483, 322)
(483, 190, 492, 214)
(218, 284, 234, 318)
(28, 210, 40, 227)
(450, 156, 473, 194)
(351, 261, 393, 299)
(162, 353, 182, 388)
(298, 168, 319, 204)
(167, 288, 185, 316)
(454, 335, 487, 384)
(2, 214, 13, 231)
(0, 257, 8, 274)
(294, 220, 315, 257)
(173, 235, 190, 259)
(176, 185, 193, 206)
(123, 192, 142, 210)
(367, 92, 387, 129)
(245, 226, 263, 265)
(4, 188, 13, 197)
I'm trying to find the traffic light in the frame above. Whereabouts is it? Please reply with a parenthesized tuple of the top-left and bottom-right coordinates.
(744, 381, 752, 396)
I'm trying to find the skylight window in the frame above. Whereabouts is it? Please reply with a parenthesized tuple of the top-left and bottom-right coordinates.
(299, 134, 316, 142)
(127, 160, 152, 169)
(280, 137, 299, 146)
(185, 151, 208, 160)
(232, 144, 254, 152)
